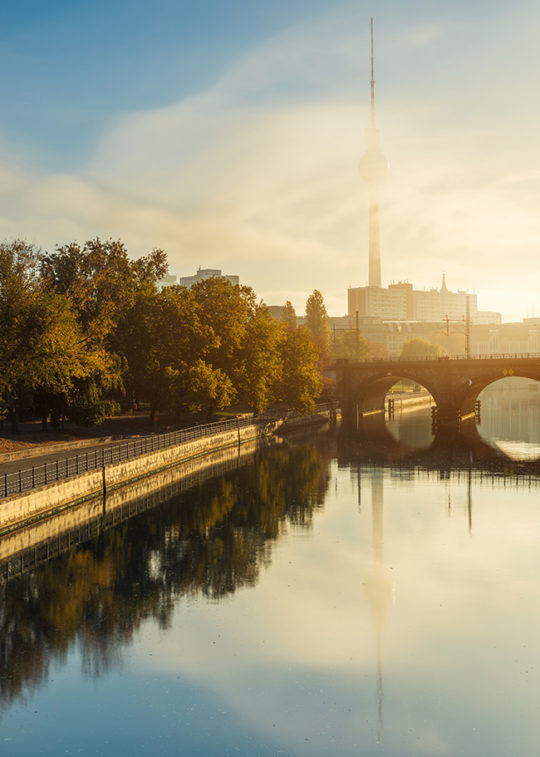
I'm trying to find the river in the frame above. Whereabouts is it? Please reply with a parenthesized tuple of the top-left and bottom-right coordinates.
(0, 386, 539, 756)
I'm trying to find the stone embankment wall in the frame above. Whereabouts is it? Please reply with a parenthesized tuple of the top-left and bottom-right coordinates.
(0, 421, 275, 533)
(0, 407, 338, 535)
(0, 438, 261, 564)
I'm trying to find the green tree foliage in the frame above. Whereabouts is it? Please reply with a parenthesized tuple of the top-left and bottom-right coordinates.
(275, 327, 322, 414)
(331, 329, 370, 359)
(190, 277, 256, 376)
(40, 238, 167, 339)
(0, 241, 101, 431)
(1, 240, 323, 430)
(305, 289, 331, 357)
(39, 238, 168, 423)
(167, 359, 236, 418)
(120, 284, 218, 421)
(237, 305, 282, 413)
(281, 300, 297, 330)
(399, 337, 448, 359)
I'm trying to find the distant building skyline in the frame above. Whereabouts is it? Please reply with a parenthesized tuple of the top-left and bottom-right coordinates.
(160, 267, 239, 289)
(348, 275, 501, 325)
(353, 22, 500, 327)
(180, 267, 239, 289)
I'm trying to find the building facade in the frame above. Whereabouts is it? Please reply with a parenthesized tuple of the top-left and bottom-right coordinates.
(179, 267, 239, 288)
(347, 277, 501, 325)
(329, 314, 538, 358)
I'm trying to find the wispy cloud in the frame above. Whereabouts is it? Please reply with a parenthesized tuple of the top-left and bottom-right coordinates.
(0, 3, 538, 319)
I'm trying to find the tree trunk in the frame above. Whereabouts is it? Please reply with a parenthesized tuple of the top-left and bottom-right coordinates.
(9, 404, 20, 435)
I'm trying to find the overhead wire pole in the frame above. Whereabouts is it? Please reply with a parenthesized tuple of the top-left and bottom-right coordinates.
(442, 299, 471, 356)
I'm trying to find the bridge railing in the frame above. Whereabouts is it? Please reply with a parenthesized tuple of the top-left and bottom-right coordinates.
(0, 403, 338, 500)
(334, 352, 540, 364)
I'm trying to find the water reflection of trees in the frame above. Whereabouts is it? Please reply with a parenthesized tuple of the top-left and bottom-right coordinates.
(0, 441, 329, 711)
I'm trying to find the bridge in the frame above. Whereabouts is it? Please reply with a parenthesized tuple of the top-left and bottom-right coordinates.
(334, 354, 540, 427)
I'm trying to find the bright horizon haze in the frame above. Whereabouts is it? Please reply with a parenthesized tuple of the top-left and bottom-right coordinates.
(1, 0, 539, 321)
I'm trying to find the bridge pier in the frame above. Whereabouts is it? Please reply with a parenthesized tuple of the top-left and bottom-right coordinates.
(335, 355, 540, 433)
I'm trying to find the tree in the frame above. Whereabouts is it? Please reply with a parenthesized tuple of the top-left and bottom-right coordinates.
(275, 327, 322, 414)
(331, 329, 370, 359)
(0, 241, 101, 432)
(237, 305, 282, 413)
(281, 301, 297, 330)
(305, 290, 330, 357)
(190, 277, 256, 378)
(167, 360, 236, 419)
(130, 285, 218, 422)
(366, 340, 388, 359)
(399, 337, 447, 359)
(40, 238, 168, 423)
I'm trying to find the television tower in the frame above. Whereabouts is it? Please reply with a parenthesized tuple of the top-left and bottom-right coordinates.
(358, 18, 388, 288)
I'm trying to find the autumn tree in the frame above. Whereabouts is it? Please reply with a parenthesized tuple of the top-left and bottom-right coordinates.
(190, 277, 256, 378)
(331, 329, 370, 359)
(0, 241, 101, 432)
(305, 289, 331, 357)
(133, 285, 219, 422)
(275, 327, 322, 414)
(40, 238, 168, 423)
(399, 337, 447, 359)
(281, 300, 297, 330)
(237, 305, 282, 413)
(167, 359, 236, 419)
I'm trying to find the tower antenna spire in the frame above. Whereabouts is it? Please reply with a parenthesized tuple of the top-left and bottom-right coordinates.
(370, 17, 376, 128)
(359, 18, 388, 288)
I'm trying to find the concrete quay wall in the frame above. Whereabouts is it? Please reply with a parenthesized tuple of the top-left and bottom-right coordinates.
(0, 421, 273, 533)
(0, 439, 262, 564)
(279, 407, 340, 431)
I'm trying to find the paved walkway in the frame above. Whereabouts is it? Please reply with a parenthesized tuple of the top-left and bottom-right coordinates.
(0, 413, 175, 475)
(0, 434, 151, 476)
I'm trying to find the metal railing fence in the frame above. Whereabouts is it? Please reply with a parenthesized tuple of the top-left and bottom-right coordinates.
(336, 352, 540, 365)
(1, 403, 338, 500)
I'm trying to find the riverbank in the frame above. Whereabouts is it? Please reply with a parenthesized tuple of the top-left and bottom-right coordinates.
(0, 405, 338, 534)
(0, 411, 196, 461)
(386, 391, 434, 414)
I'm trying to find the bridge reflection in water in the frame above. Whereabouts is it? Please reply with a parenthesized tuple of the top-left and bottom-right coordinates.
(0, 417, 539, 754)
(3, 404, 537, 588)
(346, 410, 538, 470)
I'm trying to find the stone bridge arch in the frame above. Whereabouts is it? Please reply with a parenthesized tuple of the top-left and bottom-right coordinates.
(456, 369, 540, 418)
(336, 356, 540, 427)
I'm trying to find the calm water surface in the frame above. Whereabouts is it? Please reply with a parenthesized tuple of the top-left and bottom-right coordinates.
(1, 394, 539, 756)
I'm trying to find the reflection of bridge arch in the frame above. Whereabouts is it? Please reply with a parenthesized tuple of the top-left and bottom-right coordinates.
(339, 414, 540, 474)
(336, 355, 540, 426)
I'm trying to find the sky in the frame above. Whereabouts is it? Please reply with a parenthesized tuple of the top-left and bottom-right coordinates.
(1, 0, 539, 320)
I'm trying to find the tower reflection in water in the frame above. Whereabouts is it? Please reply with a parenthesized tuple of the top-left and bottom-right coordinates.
(362, 472, 394, 742)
